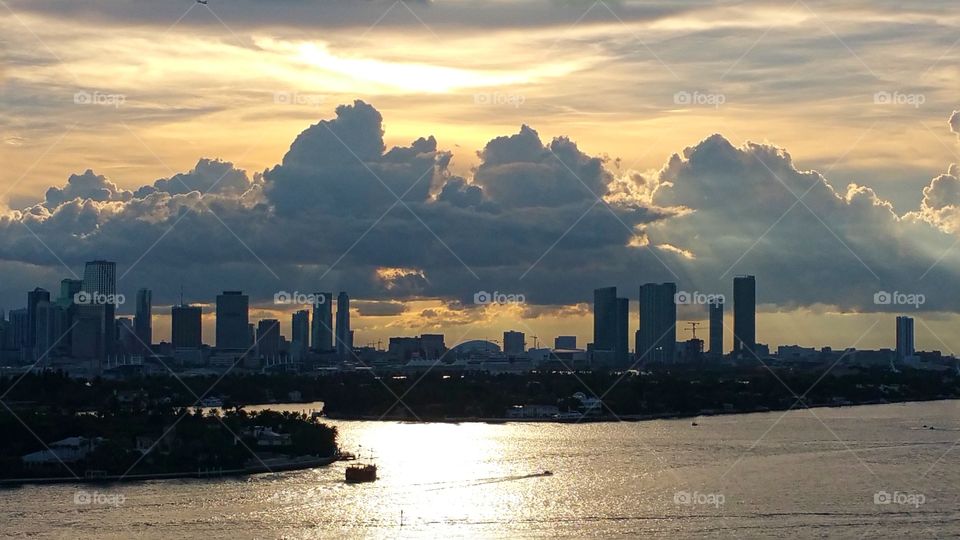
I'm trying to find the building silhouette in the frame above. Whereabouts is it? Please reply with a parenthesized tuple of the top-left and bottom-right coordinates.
(26, 288, 51, 350)
(311, 292, 333, 351)
(257, 319, 280, 358)
(709, 299, 724, 356)
(336, 292, 351, 357)
(172, 304, 202, 349)
(592, 287, 629, 367)
(292, 309, 310, 354)
(503, 330, 525, 354)
(216, 291, 249, 349)
(896, 316, 915, 361)
(555, 335, 577, 349)
(733, 275, 756, 357)
(637, 283, 677, 363)
(134, 288, 152, 351)
(82, 260, 117, 356)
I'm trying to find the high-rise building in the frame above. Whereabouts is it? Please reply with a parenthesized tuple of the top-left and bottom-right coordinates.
(637, 283, 677, 363)
(257, 319, 281, 358)
(292, 310, 310, 349)
(420, 334, 445, 360)
(72, 304, 106, 360)
(311, 292, 333, 351)
(134, 288, 152, 351)
(616, 297, 629, 366)
(82, 260, 117, 355)
(27, 288, 51, 349)
(555, 336, 577, 349)
(733, 275, 756, 357)
(896, 316, 915, 361)
(593, 287, 618, 361)
(116, 317, 136, 353)
(172, 304, 203, 349)
(709, 300, 724, 356)
(503, 331, 525, 354)
(34, 300, 65, 360)
(336, 292, 351, 358)
(9, 309, 29, 351)
(216, 291, 249, 349)
(58, 279, 82, 306)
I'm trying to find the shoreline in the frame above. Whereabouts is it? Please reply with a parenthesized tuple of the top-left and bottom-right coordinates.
(0, 455, 342, 488)
(321, 395, 958, 424)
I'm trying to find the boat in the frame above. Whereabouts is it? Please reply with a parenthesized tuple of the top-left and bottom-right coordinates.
(542, 470, 553, 476)
(345, 463, 377, 484)
(691, 421, 699, 426)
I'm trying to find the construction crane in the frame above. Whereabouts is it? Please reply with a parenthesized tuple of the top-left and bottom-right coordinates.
(686, 322, 701, 340)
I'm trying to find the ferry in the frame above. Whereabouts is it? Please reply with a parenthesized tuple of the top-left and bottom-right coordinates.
(345, 463, 377, 484)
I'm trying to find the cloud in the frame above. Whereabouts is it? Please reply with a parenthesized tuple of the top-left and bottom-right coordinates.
(44, 169, 132, 208)
(951, 111, 960, 138)
(2, 102, 960, 321)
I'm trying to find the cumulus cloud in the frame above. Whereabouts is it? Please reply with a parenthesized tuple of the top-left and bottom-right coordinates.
(3, 102, 960, 319)
(950, 111, 960, 138)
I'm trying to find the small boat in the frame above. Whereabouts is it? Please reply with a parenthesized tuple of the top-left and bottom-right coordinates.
(345, 463, 377, 483)
(691, 421, 699, 426)
(542, 470, 553, 476)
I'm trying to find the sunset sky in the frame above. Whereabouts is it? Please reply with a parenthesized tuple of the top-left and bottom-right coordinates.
(2, 0, 960, 352)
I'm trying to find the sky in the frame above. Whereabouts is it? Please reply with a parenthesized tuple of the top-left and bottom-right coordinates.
(2, 0, 960, 353)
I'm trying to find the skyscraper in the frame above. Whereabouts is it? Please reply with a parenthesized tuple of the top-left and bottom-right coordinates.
(292, 310, 310, 349)
(616, 297, 629, 367)
(257, 319, 280, 358)
(733, 275, 756, 357)
(82, 260, 117, 355)
(134, 288, 152, 351)
(27, 288, 51, 349)
(336, 292, 351, 358)
(637, 283, 677, 363)
(311, 292, 333, 351)
(593, 287, 617, 361)
(503, 330, 525, 354)
(709, 300, 724, 356)
(896, 316, 915, 361)
(216, 291, 249, 349)
(58, 279, 82, 306)
(172, 304, 202, 349)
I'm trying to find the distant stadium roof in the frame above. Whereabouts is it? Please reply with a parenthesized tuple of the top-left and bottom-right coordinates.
(449, 340, 501, 355)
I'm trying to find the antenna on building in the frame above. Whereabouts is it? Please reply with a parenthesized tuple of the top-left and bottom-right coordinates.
(179, 283, 184, 307)
(687, 321, 701, 340)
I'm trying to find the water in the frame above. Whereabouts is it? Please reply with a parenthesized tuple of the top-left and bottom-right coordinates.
(3, 400, 960, 538)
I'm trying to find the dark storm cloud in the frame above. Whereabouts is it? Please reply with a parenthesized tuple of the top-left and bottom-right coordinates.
(2, 101, 960, 317)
